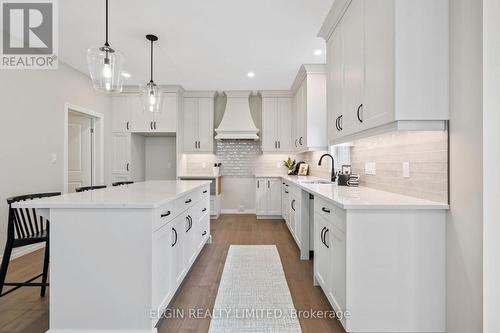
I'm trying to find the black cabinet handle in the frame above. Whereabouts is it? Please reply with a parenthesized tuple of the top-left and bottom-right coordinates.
(291, 199, 295, 211)
(202, 208, 207, 212)
(154, 121, 157, 130)
(257, 181, 259, 189)
(185, 199, 192, 204)
(161, 211, 171, 218)
(321, 227, 326, 245)
(202, 231, 207, 236)
(186, 215, 192, 232)
(339, 115, 343, 130)
(295, 139, 298, 147)
(324, 229, 330, 248)
(299, 137, 303, 145)
(285, 184, 289, 187)
(172, 228, 178, 247)
(335, 116, 340, 131)
(268, 180, 270, 189)
(322, 207, 330, 213)
(284, 190, 289, 194)
(278, 141, 280, 149)
(126, 121, 129, 130)
(126, 163, 129, 171)
(203, 190, 208, 194)
(150, 121, 153, 130)
(357, 104, 363, 123)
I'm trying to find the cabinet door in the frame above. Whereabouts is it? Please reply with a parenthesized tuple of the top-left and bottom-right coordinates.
(171, 215, 185, 288)
(197, 98, 214, 152)
(154, 92, 177, 132)
(183, 98, 198, 152)
(267, 178, 282, 216)
(112, 95, 133, 132)
(255, 179, 268, 216)
(282, 185, 288, 220)
(363, 0, 395, 129)
(262, 97, 278, 152)
(184, 212, 197, 267)
(328, 27, 345, 142)
(342, 0, 365, 135)
(329, 226, 346, 313)
(131, 95, 155, 133)
(289, 195, 297, 235)
(152, 223, 173, 312)
(299, 81, 308, 149)
(314, 214, 329, 288)
(293, 197, 301, 247)
(112, 133, 131, 174)
(277, 98, 292, 151)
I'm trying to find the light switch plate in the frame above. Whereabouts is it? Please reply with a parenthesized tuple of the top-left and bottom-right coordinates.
(403, 162, 410, 178)
(365, 162, 376, 175)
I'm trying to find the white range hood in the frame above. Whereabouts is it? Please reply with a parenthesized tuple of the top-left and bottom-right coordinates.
(215, 91, 259, 140)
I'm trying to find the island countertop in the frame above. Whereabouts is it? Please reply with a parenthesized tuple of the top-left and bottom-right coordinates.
(12, 180, 210, 209)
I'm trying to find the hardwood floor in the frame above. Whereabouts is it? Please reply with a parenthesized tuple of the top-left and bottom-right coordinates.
(0, 215, 344, 333)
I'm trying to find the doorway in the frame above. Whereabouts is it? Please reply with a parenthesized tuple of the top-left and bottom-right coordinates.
(67, 112, 94, 192)
(64, 103, 104, 193)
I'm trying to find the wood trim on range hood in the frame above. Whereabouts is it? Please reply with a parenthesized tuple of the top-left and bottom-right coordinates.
(215, 91, 259, 140)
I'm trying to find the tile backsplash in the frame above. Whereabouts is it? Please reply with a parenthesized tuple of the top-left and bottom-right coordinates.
(182, 140, 295, 177)
(350, 131, 448, 203)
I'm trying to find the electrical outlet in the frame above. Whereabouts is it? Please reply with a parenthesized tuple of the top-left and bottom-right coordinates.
(365, 162, 376, 175)
(402, 162, 410, 178)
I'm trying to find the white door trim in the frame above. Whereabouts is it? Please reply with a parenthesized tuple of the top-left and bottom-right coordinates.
(64, 103, 104, 194)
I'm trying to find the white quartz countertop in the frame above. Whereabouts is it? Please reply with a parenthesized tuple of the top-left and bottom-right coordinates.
(13, 180, 210, 209)
(178, 175, 221, 179)
(261, 175, 449, 210)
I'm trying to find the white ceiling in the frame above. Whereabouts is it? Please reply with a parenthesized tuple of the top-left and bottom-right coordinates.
(59, 0, 334, 91)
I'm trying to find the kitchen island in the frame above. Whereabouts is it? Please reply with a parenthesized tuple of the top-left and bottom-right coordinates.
(14, 180, 211, 333)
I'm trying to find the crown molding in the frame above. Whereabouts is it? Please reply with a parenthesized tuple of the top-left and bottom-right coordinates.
(290, 64, 327, 93)
(184, 91, 217, 98)
(318, 0, 352, 42)
(259, 90, 293, 98)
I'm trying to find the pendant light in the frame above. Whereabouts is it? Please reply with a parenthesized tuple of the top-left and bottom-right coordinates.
(140, 34, 162, 113)
(86, 0, 125, 93)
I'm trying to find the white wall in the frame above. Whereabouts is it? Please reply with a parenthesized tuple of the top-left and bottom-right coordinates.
(0, 62, 112, 256)
(145, 136, 177, 180)
(483, 0, 500, 331)
(448, 1, 483, 332)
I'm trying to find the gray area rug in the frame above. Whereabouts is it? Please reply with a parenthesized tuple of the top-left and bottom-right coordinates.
(208, 245, 302, 333)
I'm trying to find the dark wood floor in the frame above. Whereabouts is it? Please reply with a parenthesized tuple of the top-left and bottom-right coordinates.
(0, 215, 344, 333)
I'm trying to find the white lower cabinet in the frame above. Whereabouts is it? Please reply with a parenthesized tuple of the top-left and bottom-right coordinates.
(313, 196, 445, 333)
(255, 178, 282, 217)
(152, 186, 211, 316)
(282, 180, 310, 260)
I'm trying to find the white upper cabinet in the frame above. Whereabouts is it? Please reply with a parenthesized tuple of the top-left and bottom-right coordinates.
(319, 0, 449, 145)
(290, 65, 328, 153)
(111, 88, 179, 134)
(260, 92, 293, 153)
(182, 91, 215, 153)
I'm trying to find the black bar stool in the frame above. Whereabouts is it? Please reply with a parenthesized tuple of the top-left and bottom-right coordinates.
(0, 192, 61, 297)
(75, 185, 107, 192)
(112, 181, 134, 187)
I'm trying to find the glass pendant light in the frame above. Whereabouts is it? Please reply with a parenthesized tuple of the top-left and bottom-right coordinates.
(140, 34, 162, 113)
(86, 0, 124, 93)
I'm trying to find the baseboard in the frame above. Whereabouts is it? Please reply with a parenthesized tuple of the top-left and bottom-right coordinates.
(256, 215, 284, 220)
(220, 209, 256, 214)
(2, 243, 45, 264)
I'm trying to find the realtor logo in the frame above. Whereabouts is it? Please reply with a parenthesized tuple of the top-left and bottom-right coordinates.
(1, 0, 58, 69)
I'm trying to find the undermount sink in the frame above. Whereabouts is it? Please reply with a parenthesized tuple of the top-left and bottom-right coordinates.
(299, 180, 334, 185)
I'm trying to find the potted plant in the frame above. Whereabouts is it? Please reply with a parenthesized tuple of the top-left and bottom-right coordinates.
(283, 157, 296, 175)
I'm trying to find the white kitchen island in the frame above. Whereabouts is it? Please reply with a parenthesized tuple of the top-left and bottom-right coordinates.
(14, 180, 211, 333)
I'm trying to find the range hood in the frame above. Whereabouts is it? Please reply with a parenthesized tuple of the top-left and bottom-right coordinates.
(215, 91, 259, 140)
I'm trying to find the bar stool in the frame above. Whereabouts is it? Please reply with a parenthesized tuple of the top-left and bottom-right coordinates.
(0, 192, 61, 297)
(75, 185, 106, 192)
(112, 181, 134, 187)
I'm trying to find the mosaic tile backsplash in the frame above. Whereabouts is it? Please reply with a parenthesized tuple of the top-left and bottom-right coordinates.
(182, 140, 295, 177)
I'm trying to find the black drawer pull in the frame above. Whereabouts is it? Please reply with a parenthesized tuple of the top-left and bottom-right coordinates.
(322, 207, 331, 213)
(172, 228, 178, 247)
(185, 199, 192, 204)
(284, 190, 289, 194)
(202, 208, 207, 212)
(324, 229, 330, 248)
(203, 190, 208, 194)
(161, 211, 171, 218)
(202, 231, 207, 236)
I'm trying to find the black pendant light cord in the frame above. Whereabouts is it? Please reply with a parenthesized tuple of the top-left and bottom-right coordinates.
(150, 39, 154, 83)
(104, 0, 109, 47)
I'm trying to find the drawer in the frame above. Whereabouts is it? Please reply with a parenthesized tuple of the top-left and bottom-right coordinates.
(288, 183, 301, 198)
(153, 203, 177, 232)
(314, 196, 346, 233)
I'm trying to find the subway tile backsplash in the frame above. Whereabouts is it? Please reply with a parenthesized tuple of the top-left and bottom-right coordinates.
(350, 131, 448, 203)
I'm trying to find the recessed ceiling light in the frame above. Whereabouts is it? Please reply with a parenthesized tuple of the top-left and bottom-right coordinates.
(247, 72, 255, 78)
(314, 49, 323, 56)
(121, 71, 131, 78)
